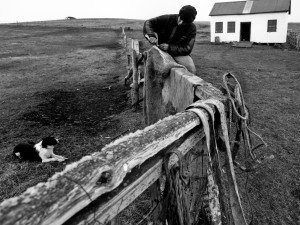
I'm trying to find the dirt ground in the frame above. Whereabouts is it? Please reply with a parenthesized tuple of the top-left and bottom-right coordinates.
(0, 20, 299, 224)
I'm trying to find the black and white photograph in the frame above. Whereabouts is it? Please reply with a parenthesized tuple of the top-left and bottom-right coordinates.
(0, 0, 299, 224)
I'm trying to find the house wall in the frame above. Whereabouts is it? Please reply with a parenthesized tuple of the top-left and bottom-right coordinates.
(210, 12, 289, 43)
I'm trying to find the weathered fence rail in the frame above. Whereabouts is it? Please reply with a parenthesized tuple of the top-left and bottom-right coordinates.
(0, 29, 247, 225)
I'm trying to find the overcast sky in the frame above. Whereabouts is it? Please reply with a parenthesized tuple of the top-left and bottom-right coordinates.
(0, 0, 299, 24)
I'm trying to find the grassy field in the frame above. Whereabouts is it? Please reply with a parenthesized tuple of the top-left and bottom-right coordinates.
(0, 19, 299, 224)
(289, 22, 300, 32)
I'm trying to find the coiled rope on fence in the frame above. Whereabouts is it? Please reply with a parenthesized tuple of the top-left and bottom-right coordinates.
(222, 73, 267, 171)
(222, 73, 269, 224)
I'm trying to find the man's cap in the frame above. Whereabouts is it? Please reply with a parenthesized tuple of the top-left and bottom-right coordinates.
(179, 5, 197, 23)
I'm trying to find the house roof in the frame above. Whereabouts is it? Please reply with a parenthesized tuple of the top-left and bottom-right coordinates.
(209, 0, 291, 16)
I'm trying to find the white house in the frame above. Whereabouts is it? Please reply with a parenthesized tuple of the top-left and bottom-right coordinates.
(209, 0, 291, 43)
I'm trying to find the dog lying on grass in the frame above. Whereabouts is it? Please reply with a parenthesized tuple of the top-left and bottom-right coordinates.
(13, 137, 67, 163)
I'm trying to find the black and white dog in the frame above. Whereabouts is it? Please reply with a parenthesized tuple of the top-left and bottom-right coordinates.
(13, 137, 67, 163)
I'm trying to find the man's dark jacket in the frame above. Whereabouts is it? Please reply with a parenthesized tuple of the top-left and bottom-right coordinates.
(143, 14, 196, 56)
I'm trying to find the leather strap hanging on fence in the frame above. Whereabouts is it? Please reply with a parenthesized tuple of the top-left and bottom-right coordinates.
(186, 99, 248, 225)
(160, 149, 191, 225)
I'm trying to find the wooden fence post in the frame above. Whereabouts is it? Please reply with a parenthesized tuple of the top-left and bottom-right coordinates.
(122, 27, 127, 48)
(131, 50, 139, 111)
(132, 39, 139, 54)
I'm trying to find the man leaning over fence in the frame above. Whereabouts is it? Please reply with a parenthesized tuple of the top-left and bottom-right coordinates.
(143, 5, 197, 74)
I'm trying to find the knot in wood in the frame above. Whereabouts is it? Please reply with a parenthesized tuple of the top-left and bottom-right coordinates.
(97, 170, 112, 184)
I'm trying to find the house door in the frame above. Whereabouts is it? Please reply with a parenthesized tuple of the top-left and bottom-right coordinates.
(240, 22, 251, 41)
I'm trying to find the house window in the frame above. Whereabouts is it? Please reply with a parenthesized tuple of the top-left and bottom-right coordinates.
(215, 22, 223, 33)
(228, 22, 235, 33)
(267, 20, 277, 32)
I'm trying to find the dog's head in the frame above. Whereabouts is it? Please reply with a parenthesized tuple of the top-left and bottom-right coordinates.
(41, 137, 59, 148)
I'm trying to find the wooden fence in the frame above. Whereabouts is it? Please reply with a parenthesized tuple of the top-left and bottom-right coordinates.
(0, 30, 248, 225)
(287, 30, 300, 50)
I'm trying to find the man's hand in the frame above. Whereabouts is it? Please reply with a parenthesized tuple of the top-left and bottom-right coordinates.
(158, 43, 169, 51)
(148, 37, 157, 45)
